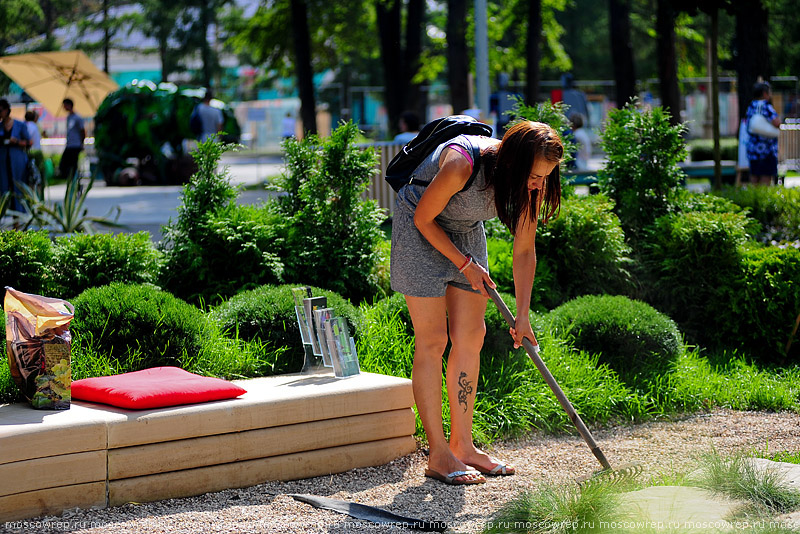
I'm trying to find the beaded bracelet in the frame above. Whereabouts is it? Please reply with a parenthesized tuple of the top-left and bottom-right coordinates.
(458, 254, 473, 273)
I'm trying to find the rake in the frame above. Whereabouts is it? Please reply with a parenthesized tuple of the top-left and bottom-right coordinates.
(484, 283, 640, 485)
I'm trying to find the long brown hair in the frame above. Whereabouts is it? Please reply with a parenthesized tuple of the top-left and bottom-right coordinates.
(483, 121, 563, 234)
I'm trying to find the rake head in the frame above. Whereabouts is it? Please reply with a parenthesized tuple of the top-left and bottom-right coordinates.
(577, 463, 643, 491)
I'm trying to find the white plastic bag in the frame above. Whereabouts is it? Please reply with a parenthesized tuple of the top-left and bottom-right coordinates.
(748, 103, 780, 138)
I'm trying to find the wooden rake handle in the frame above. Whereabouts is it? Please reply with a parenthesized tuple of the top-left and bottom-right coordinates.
(484, 282, 612, 471)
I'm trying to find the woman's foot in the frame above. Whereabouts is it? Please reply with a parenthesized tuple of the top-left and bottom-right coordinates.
(453, 446, 516, 476)
(426, 448, 486, 485)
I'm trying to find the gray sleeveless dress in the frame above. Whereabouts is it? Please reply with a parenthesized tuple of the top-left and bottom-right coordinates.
(390, 135, 498, 298)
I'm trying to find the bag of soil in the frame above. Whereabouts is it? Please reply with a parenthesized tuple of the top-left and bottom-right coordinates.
(4, 287, 74, 410)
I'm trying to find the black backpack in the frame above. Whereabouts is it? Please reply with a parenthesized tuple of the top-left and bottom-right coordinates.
(384, 114, 493, 192)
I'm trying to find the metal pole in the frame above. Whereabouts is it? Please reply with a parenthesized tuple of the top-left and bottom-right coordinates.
(474, 0, 489, 119)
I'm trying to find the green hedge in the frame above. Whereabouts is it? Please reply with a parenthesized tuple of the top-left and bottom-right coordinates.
(641, 210, 751, 346)
(548, 294, 683, 385)
(210, 284, 361, 374)
(537, 195, 632, 308)
(50, 232, 162, 299)
(0, 230, 53, 295)
(688, 138, 739, 162)
(487, 195, 631, 310)
(714, 185, 800, 243)
(716, 246, 800, 363)
(71, 283, 209, 370)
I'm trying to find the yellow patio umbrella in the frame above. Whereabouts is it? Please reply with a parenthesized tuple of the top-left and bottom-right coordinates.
(0, 50, 119, 118)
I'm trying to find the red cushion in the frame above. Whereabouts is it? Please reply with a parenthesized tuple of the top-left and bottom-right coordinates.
(71, 367, 247, 410)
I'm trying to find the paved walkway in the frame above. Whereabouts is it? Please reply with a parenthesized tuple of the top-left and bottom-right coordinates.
(42, 155, 799, 242)
(45, 156, 284, 241)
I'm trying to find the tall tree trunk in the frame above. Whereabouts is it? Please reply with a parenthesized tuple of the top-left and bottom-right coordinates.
(290, 0, 317, 135)
(734, 0, 771, 122)
(609, 0, 636, 107)
(404, 0, 425, 120)
(40, 0, 58, 48)
(199, 3, 213, 88)
(656, 0, 680, 126)
(376, 1, 403, 133)
(447, 0, 470, 115)
(102, 0, 110, 73)
(377, 0, 405, 136)
(525, 0, 542, 105)
(710, 9, 722, 189)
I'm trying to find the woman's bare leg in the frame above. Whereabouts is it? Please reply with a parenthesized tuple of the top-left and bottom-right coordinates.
(406, 294, 483, 482)
(445, 285, 515, 473)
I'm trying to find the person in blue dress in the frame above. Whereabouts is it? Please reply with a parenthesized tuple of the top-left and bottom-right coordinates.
(0, 99, 31, 213)
(745, 82, 780, 185)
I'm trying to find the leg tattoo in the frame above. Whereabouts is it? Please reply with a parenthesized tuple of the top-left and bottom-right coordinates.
(457, 372, 474, 413)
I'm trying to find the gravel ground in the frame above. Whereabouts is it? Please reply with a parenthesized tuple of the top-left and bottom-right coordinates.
(4, 409, 800, 534)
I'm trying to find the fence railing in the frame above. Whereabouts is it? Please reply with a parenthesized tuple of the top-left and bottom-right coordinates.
(780, 124, 800, 172)
(362, 142, 403, 217)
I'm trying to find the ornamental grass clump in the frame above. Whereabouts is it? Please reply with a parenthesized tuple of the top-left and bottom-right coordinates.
(692, 449, 800, 514)
(483, 476, 626, 534)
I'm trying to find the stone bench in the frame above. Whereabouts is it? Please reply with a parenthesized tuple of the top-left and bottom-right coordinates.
(0, 372, 416, 522)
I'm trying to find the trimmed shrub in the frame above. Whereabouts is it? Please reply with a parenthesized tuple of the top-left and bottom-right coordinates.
(688, 138, 739, 162)
(714, 185, 800, 244)
(537, 195, 632, 307)
(71, 283, 209, 370)
(210, 284, 361, 374)
(275, 121, 386, 302)
(716, 246, 800, 363)
(0, 230, 53, 295)
(641, 210, 751, 345)
(49, 232, 162, 299)
(671, 188, 746, 216)
(487, 195, 631, 310)
(159, 139, 284, 305)
(548, 294, 683, 385)
(598, 101, 687, 235)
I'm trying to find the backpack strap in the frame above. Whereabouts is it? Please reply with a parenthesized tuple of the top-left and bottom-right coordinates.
(407, 138, 482, 191)
(460, 140, 482, 192)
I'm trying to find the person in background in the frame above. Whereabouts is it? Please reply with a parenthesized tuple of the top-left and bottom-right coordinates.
(60, 98, 85, 183)
(0, 99, 31, 212)
(393, 111, 420, 145)
(490, 73, 522, 137)
(746, 81, 780, 186)
(561, 74, 590, 127)
(194, 90, 224, 143)
(25, 111, 41, 151)
(281, 112, 297, 139)
(569, 112, 591, 170)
